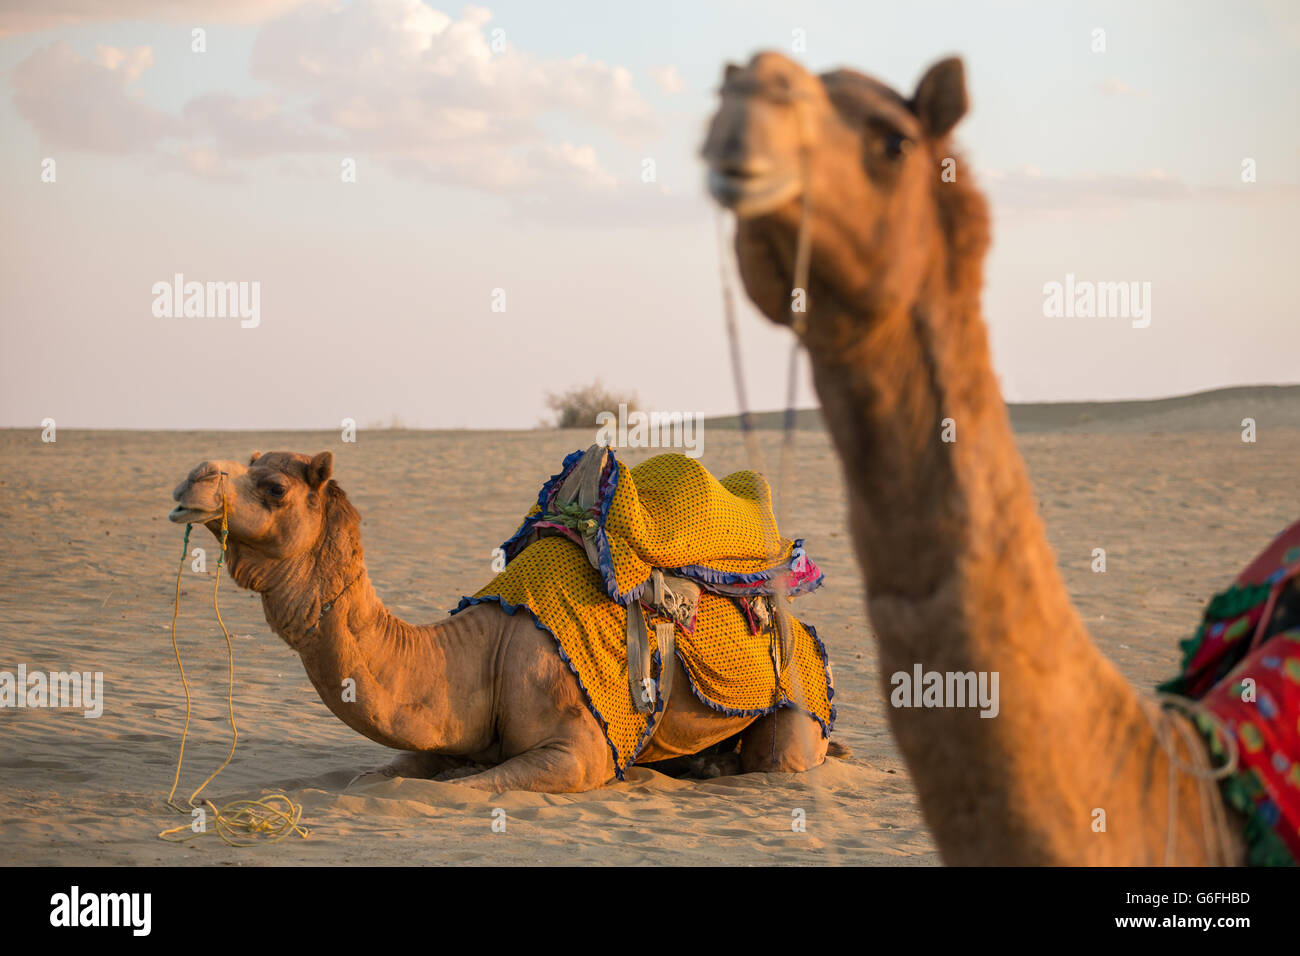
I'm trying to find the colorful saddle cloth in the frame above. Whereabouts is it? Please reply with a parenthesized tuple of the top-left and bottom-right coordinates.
(1160, 518, 1300, 866)
(455, 450, 835, 777)
(498, 448, 824, 605)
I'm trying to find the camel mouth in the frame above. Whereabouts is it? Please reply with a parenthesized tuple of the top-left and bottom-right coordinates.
(168, 505, 222, 524)
(706, 164, 801, 218)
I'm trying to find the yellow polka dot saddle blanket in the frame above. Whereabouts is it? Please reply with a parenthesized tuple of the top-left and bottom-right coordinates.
(1160, 518, 1300, 866)
(453, 447, 835, 776)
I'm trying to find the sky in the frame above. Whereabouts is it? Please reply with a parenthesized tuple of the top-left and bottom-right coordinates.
(1, 0, 1297, 429)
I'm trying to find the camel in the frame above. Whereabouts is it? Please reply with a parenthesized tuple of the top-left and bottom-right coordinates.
(167, 450, 831, 793)
(702, 52, 1266, 864)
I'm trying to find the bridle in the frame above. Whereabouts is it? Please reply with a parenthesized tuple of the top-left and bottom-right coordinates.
(713, 79, 821, 761)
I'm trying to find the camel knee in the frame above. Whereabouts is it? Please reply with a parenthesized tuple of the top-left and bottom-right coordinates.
(739, 708, 829, 773)
(513, 745, 604, 792)
(458, 738, 610, 794)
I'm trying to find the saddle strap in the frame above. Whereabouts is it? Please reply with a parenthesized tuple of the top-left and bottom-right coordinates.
(654, 621, 676, 707)
(548, 447, 690, 725)
(625, 593, 681, 717)
(626, 603, 655, 715)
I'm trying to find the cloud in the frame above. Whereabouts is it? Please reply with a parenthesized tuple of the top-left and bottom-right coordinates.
(1099, 77, 1148, 97)
(512, 177, 704, 228)
(648, 65, 685, 95)
(160, 145, 246, 183)
(983, 166, 1188, 209)
(183, 92, 342, 158)
(248, 0, 653, 145)
(12, 41, 181, 152)
(530, 142, 618, 190)
(10, 0, 658, 214)
(981, 165, 1297, 213)
(0, 0, 317, 36)
(93, 44, 153, 81)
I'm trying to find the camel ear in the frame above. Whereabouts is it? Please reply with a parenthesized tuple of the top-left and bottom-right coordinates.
(912, 57, 967, 139)
(306, 451, 333, 489)
(248, 451, 262, 465)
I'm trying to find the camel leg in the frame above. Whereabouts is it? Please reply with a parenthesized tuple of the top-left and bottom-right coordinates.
(739, 706, 828, 773)
(445, 741, 611, 794)
(346, 751, 473, 788)
(379, 751, 471, 779)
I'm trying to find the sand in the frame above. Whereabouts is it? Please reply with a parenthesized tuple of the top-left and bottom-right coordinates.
(1, 387, 1296, 865)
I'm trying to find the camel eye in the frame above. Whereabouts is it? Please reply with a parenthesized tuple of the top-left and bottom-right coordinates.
(264, 482, 287, 501)
(882, 131, 911, 159)
(865, 119, 913, 163)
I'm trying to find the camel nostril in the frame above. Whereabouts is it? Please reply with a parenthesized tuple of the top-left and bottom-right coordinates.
(716, 157, 771, 180)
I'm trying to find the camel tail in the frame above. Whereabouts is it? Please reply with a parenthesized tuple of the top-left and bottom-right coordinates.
(826, 740, 851, 760)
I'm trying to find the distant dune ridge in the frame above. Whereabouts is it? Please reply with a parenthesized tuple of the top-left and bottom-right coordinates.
(707, 384, 1300, 434)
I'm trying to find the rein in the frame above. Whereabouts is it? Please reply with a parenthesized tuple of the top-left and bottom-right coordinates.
(712, 92, 836, 856)
(713, 91, 814, 662)
(160, 473, 309, 847)
(1137, 693, 1240, 865)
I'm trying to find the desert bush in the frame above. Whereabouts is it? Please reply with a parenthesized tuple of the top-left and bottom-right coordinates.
(544, 380, 638, 429)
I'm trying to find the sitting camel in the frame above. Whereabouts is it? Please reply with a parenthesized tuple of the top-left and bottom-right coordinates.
(167, 451, 832, 793)
(702, 52, 1298, 864)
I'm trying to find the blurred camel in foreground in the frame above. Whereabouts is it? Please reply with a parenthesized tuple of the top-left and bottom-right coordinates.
(702, 52, 1300, 865)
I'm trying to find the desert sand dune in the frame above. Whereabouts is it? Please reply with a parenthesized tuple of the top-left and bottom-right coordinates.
(0, 390, 1295, 864)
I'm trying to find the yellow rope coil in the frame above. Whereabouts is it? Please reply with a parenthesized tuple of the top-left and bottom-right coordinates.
(159, 478, 309, 847)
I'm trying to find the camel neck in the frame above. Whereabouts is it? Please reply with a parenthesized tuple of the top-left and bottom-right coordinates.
(802, 272, 1209, 862)
(805, 282, 1044, 608)
(260, 562, 492, 753)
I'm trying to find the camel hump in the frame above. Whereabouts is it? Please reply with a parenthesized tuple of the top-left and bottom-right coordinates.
(826, 740, 851, 760)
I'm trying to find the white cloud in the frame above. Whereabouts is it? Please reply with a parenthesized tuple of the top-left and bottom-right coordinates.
(183, 92, 342, 158)
(1099, 77, 1148, 97)
(531, 142, 618, 191)
(93, 44, 153, 82)
(249, 0, 653, 143)
(649, 64, 685, 95)
(9, 0, 659, 213)
(0, 0, 318, 36)
(12, 41, 181, 152)
(982, 166, 1295, 213)
(163, 145, 246, 183)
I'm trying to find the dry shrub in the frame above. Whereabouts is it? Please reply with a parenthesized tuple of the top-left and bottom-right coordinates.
(544, 380, 638, 429)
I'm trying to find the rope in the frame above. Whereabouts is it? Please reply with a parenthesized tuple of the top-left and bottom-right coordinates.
(714, 87, 835, 854)
(1135, 692, 1239, 865)
(159, 475, 309, 847)
(713, 93, 814, 704)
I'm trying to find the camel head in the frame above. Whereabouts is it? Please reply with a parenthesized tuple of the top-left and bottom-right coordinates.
(170, 450, 345, 591)
(702, 52, 982, 329)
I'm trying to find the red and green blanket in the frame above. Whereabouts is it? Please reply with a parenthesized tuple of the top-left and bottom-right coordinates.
(1161, 519, 1300, 866)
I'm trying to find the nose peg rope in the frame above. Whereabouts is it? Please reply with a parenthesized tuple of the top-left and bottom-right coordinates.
(714, 89, 836, 858)
(160, 474, 309, 846)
